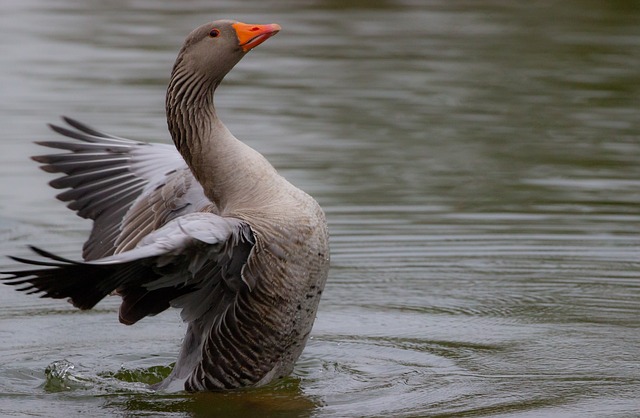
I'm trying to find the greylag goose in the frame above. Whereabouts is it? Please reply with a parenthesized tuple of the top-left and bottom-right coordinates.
(1, 20, 330, 392)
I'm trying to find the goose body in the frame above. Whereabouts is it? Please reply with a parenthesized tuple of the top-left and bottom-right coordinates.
(1, 20, 329, 391)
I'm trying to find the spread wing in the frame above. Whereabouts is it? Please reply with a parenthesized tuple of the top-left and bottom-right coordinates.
(1, 213, 256, 326)
(34, 117, 215, 261)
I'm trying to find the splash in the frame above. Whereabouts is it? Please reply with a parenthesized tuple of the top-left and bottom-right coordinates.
(43, 360, 92, 392)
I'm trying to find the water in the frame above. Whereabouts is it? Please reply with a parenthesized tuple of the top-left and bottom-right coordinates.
(1, 1, 639, 416)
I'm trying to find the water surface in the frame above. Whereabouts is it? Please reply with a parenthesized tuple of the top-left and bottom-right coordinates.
(1, 1, 639, 417)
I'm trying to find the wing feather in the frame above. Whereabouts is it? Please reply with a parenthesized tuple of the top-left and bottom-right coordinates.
(33, 117, 215, 260)
(1, 214, 255, 326)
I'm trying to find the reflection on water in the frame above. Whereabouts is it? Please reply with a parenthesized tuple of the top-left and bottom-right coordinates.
(1, 0, 639, 417)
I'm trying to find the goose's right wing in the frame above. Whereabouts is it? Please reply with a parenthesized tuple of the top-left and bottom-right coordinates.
(34, 117, 213, 261)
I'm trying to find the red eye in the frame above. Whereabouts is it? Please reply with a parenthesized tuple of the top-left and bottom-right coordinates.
(209, 28, 220, 38)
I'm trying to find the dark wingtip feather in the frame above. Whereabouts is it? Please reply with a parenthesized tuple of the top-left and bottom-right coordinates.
(28, 245, 83, 265)
(7, 255, 66, 268)
(61, 116, 140, 144)
(0, 246, 116, 310)
(48, 123, 91, 142)
(61, 116, 112, 139)
(61, 116, 96, 133)
(31, 154, 49, 164)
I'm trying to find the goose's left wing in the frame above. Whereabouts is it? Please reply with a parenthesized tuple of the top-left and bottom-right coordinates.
(1, 213, 256, 326)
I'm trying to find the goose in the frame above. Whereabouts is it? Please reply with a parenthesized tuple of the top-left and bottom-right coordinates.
(1, 19, 330, 392)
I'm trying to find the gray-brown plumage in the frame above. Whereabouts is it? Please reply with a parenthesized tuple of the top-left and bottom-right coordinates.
(1, 19, 329, 392)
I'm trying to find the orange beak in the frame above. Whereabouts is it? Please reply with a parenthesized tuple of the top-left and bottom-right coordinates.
(232, 22, 281, 52)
